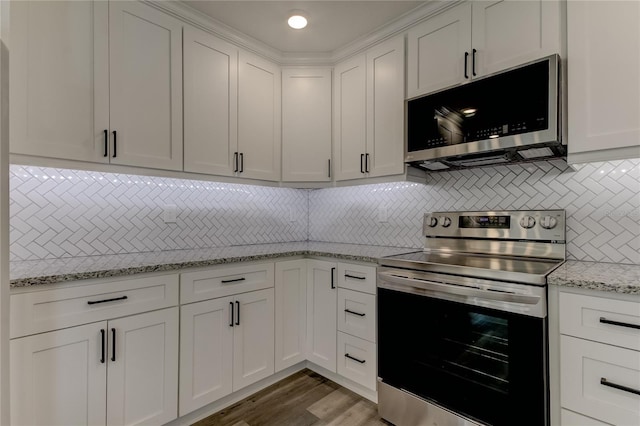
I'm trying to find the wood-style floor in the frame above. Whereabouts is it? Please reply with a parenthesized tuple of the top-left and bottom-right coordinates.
(193, 369, 389, 426)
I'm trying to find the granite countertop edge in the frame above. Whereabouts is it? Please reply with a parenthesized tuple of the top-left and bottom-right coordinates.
(10, 244, 415, 288)
(548, 260, 640, 296)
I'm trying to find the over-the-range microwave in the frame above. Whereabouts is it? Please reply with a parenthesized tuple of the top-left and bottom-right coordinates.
(406, 54, 564, 170)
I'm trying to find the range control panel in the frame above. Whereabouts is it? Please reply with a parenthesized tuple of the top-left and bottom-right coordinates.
(423, 210, 565, 242)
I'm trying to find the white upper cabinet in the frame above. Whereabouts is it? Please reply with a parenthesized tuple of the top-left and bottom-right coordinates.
(109, 1, 183, 171)
(334, 55, 367, 181)
(9, 0, 109, 163)
(408, 0, 562, 98)
(366, 37, 406, 178)
(407, 4, 471, 98)
(334, 35, 406, 181)
(567, 1, 640, 163)
(282, 68, 332, 182)
(238, 51, 282, 181)
(183, 26, 238, 176)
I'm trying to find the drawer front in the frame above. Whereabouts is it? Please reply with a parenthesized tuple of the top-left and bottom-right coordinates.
(337, 288, 376, 343)
(561, 409, 611, 426)
(560, 292, 640, 351)
(11, 273, 179, 338)
(561, 335, 640, 426)
(180, 263, 274, 304)
(337, 263, 376, 295)
(337, 332, 377, 391)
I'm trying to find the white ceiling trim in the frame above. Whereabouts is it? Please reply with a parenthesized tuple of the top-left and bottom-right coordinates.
(146, 0, 462, 65)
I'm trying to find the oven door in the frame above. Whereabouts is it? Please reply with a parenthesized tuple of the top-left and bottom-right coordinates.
(377, 270, 548, 426)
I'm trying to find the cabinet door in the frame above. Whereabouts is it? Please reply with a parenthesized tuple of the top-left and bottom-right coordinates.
(275, 260, 307, 372)
(306, 260, 338, 372)
(567, 1, 640, 163)
(233, 289, 275, 390)
(9, 0, 109, 163)
(107, 307, 178, 426)
(184, 26, 238, 176)
(179, 297, 233, 416)
(10, 322, 107, 426)
(334, 55, 367, 181)
(238, 51, 281, 181)
(109, 1, 183, 170)
(407, 3, 471, 98)
(472, 0, 562, 77)
(282, 68, 332, 182)
(366, 36, 406, 178)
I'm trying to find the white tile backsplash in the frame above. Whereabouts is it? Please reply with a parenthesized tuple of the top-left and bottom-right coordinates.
(10, 159, 640, 264)
(10, 166, 308, 260)
(309, 159, 640, 264)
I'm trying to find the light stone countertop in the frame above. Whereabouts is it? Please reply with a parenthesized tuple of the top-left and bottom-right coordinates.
(10, 242, 419, 288)
(548, 260, 640, 295)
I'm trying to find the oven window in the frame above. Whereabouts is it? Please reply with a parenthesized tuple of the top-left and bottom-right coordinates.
(378, 287, 547, 426)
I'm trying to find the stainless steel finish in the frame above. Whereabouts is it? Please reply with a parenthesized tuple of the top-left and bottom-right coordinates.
(378, 380, 484, 426)
(422, 210, 566, 244)
(405, 55, 562, 165)
(377, 268, 547, 317)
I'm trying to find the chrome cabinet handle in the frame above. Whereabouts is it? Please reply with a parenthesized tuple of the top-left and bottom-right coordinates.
(345, 309, 365, 317)
(88, 295, 128, 305)
(345, 353, 366, 364)
(600, 377, 640, 396)
(599, 317, 640, 330)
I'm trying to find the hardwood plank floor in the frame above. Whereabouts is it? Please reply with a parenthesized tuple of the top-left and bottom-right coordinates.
(193, 369, 388, 426)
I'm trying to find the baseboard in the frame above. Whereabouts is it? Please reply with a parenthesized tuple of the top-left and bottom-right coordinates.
(164, 362, 307, 426)
(306, 361, 378, 403)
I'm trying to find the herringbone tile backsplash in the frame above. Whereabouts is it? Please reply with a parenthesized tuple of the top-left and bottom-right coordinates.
(10, 158, 640, 264)
(310, 159, 640, 264)
(10, 166, 308, 261)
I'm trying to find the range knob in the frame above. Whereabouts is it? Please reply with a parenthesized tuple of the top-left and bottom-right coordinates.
(440, 216, 452, 227)
(519, 216, 536, 229)
(427, 217, 438, 227)
(540, 215, 557, 229)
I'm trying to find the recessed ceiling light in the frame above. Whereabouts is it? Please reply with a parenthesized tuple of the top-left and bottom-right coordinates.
(288, 14, 307, 29)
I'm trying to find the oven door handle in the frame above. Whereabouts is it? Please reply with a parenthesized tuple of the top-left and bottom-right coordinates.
(377, 271, 541, 305)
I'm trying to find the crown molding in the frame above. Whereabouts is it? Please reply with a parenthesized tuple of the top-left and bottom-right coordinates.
(146, 0, 464, 66)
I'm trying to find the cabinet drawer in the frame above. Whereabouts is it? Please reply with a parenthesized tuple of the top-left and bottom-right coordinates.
(337, 332, 377, 391)
(180, 263, 274, 304)
(11, 273, 179, 338)
(560, 292, 640, 351)
(337, 288, 376, 343)
(337, 263, 376, 295)
(561, 409, 611, 426)
(561, 335, 640, 426)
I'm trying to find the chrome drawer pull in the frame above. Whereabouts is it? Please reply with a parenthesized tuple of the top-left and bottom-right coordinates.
(599, 317, 640, 330)
(345, 309, 365, 317)
(345, 353, 366, 364)
(344, 274, 366, 280)
(221, 277, 245, 284)
(600, 377, 640, 396)
(87, 295, 128, 305)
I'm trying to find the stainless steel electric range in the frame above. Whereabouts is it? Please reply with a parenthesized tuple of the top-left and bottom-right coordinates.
(377, 210, 566, 426)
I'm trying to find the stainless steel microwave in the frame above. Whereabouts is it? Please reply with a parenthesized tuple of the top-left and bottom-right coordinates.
(406, 55, 563, 170)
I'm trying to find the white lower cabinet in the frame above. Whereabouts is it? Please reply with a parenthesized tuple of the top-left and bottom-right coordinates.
(559, 291, 640, 426)
(275, 260, 307, 372)
(337, 332, 377, 391)
(306, 260, 338, 372)
(179, 288, 274, 415)
(11, 307, 179, 426)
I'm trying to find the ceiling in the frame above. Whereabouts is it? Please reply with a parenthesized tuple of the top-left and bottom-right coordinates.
(182, 1, 426, 53)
